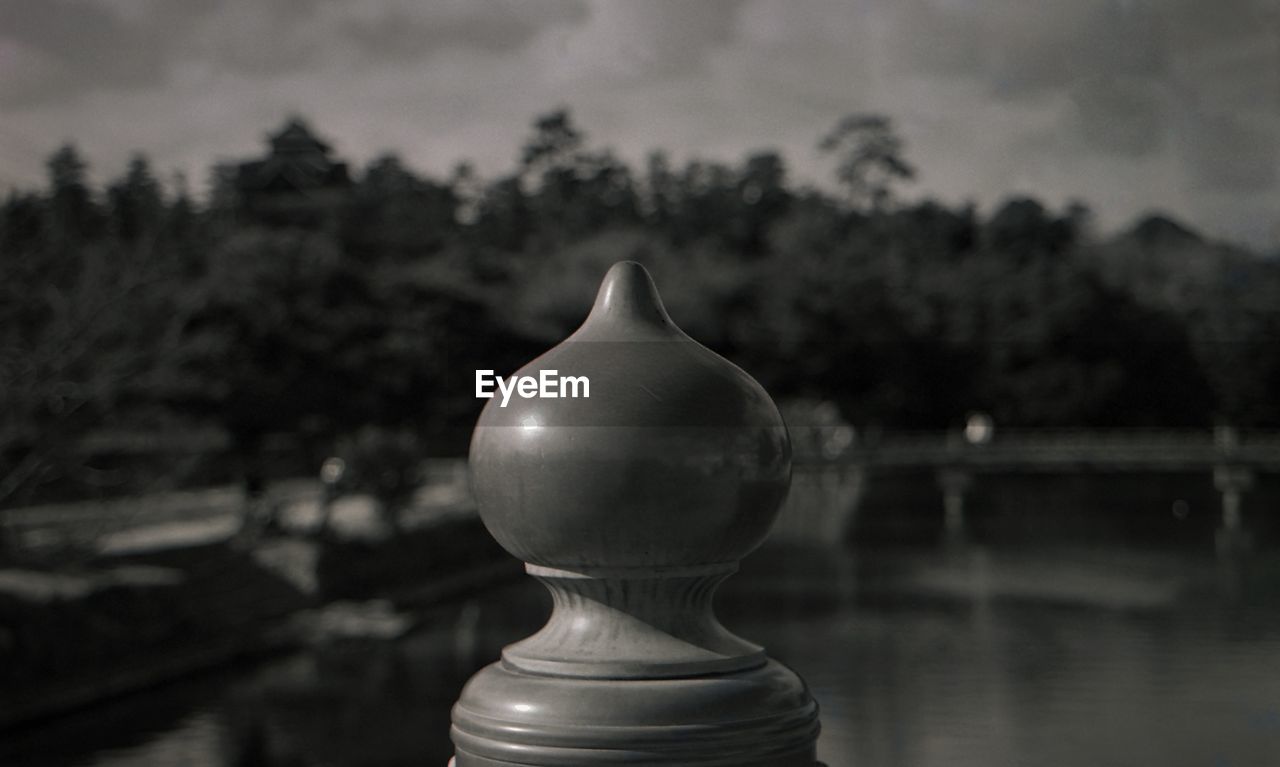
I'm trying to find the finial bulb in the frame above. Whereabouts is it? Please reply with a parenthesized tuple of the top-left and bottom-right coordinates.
(470, 258, 791, 567)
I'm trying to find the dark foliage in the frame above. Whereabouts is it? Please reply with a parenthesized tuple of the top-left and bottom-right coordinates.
(3, 110, 1277, 507)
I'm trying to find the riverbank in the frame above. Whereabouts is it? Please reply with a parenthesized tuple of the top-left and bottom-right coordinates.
(0, 498, 516, 731)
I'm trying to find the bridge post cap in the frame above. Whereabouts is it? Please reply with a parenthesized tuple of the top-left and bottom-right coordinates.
(454, 262, 820, 763)
(469, 260, 792, 569)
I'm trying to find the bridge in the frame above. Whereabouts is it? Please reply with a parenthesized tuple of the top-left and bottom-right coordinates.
(804, 428, 1280, 473)
(772, 428, 1280, 553)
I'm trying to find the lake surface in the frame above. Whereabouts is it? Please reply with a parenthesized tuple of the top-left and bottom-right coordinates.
(3, 543, 1280, 767)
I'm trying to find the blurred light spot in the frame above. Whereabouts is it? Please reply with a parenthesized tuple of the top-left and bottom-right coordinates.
(964, 412, 994, 445)
(822, 425, 855, 458)
(320, 457, 346, 484)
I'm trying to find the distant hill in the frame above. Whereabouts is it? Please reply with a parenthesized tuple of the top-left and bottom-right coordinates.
(1090, 211, 1270, 316)
(1129, 213, 1203, 248)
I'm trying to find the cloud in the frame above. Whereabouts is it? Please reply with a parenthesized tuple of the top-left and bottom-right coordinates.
(0, 0, 1277, 250)
(0, 0, 587, 106)
(0, 38, 69, 105)
(884, 0, 1172, 97)
(1179, 112, 1278, 192)
(867, 0, 1280, 213)
(536, 0, 746, 83)
(1066, 76, 1170, 157)
(183, 0, 587, 76)
(0, 0, 172, 105)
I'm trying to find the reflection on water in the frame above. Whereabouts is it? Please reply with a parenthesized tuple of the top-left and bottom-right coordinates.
(755, 573, 1280, 767)
(4, 548, 1280, 767)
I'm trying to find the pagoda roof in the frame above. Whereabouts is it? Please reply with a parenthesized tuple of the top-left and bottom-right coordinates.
(268, 118, 332, 156)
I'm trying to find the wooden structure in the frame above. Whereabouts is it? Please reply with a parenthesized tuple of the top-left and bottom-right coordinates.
(233, 117, 350, 226)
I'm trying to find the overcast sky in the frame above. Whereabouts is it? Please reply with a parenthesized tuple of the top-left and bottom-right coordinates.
(1, 0, 1277, 250)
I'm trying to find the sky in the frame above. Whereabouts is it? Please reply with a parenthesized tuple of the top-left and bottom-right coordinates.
(1, 0, 1277, 251)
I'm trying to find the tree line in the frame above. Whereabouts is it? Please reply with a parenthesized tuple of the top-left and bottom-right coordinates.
(3, 108, 1279, 507)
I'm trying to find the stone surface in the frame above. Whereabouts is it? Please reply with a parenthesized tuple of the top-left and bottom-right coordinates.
(469, 261, 791, 569)
(453, 261, 820, 765)
(452, 659, 818, 766)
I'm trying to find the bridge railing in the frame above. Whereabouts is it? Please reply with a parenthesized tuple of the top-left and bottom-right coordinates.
(790, 427, 1280, 472)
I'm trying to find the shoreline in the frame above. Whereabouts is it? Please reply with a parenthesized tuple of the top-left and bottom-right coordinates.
(0, 509, 515, 732)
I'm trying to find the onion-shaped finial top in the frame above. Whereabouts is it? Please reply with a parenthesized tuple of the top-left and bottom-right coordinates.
(469, 261, 791, 569)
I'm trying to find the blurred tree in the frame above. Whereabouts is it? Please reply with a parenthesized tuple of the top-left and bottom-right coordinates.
(670, 159, 739, 248)
(0, 148, 197, 510)
(641, 151, 679, 229)
(0, 236, 191, 507)
(753, 229, 927, 425)
(520, 108, 585, 180)
(342, 153, 458, 263)
(107, 155, 165, 243)
(516, 109, 639, 241)
(973, 266, 1213, 427)
(333, 426, 423, 532)
(519, 107, 586, 235)
(173, 228, 358, 503)
(206, 163, 241, 226)
(46, 144, 103, 243)
(1086, 213, 1280, 426)
(449, 161, 484, 227)
(361, 257, 542, 452)
(732, 152, 792, 256)
(502, 227, 748, 353)
(985, 197, 1076, 262)
(818, 114, 915, 212)
(0, 191, 45, 264)
(8, 108, 1280, 525)
(570, 149, 640, 233)
(943, 203, 1215, 427)
(470, 174, 532, 255)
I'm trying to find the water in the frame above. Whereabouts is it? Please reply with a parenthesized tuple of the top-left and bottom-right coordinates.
(3, 548, 1280, 767)
(756, 569, 1280, 767)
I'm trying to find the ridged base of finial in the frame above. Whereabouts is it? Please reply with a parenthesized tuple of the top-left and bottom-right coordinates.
(451, 658, 820, 766)
(501, 563, 765, 678)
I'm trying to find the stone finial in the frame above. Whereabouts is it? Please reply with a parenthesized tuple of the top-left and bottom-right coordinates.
(452, 261, 821, 766)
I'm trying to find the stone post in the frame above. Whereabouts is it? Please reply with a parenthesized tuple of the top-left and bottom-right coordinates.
(1214, 464, 1254, 555)
(451, 262, 822, 765)
(937, 467, 973, 546)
